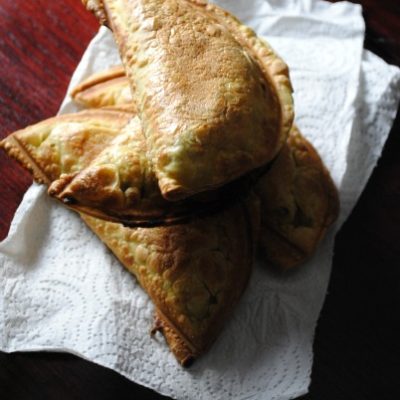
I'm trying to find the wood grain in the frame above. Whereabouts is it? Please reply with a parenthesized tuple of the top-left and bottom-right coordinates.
(0, 1, 98, 241)
(0, 1, 399, 399)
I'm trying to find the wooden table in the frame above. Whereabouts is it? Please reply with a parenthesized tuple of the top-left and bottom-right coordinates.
(0, 1, 399, 398)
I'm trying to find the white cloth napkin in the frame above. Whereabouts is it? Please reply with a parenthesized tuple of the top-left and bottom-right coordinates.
(1, 1, 399, 399)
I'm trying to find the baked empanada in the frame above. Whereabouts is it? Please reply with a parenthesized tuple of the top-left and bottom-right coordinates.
(83, 0, 294, 200)
(1, 108, 259, 366)
(1, 109, 255, 226)
(71, 65, 133, 108)
(255, 126, 339, 268)
(67, 72, 339, 265)
(82, 193, 259, 365)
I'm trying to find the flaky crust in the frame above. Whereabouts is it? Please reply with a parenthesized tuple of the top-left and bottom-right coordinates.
(81, 194, 259, 365)
(47, 116, 155, 211)
(71, 66, 133, 108)
(255, 126, 339, 268)
(1, 109, 258, 227)
(1, 104, 260, 364)
(84, 0, 293, 200)
(0, 109, 132, 182)
(70, 65, 125, 94)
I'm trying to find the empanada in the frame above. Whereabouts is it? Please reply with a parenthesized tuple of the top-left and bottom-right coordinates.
(1, 109, 259, 366)
(57, 67, 338, 267)
(82, 193, 259, 365)
(67, 70, 339, 266)
(1, 109, 256, 226)
(82, 0, 294, 200)
(255, 126, 339, 268)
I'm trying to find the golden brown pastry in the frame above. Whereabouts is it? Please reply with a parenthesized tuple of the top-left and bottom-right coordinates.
(0, 0, 339, 370)
(0, 108, 162, 224)
(70, 65, 133, 108)
(0, 109, 255, 226)
(83, 0, 294, 200)
(0, 108, 132, 184)
(54, 70, 338, 266)
(82, 193, 259, 365)
(67, 74, 339, 263)
(1, 107, 259, 366)
(255, 126, 339, 269)
(47, 116, 157, 211)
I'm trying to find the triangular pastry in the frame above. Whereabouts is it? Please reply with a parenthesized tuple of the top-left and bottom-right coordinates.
(0, 109, 255, 226)
(0, 104, 338, 269)
(255, 126, 339, 268)
(0, 0, 339, 370)
(82, 0, 294, 200)
(0, 108, 163, 224)
(67, 69, 339, 267)
(0, 108, 132, 185)
(48, 115, 255, 226)
(81, 193, 259, 366)
(0, 113, 338, 363)
(46, 116, 162, 220)
(1, 109, 259, 366)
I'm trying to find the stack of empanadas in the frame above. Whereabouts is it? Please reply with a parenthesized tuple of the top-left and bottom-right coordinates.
(0, 0, 339, 365)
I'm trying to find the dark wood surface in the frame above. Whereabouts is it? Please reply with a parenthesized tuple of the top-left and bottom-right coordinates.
(0, 1, 399, 399)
